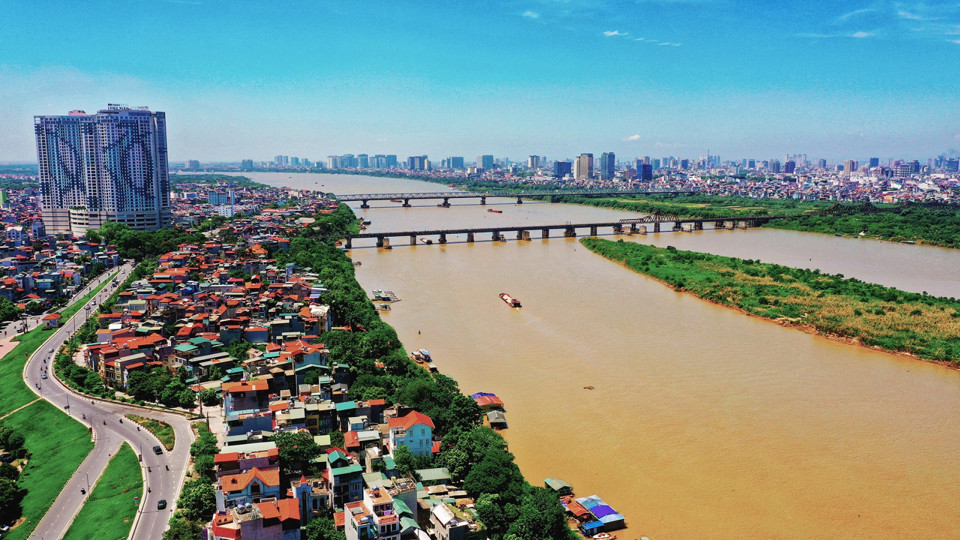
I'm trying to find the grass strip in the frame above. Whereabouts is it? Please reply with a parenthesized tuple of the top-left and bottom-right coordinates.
(0, 270, 120, 416)
(3, 400, 94, 540)
(126, 414, 176, 450)
(582, 237, 960, 364)
(62, 442, 142, 540)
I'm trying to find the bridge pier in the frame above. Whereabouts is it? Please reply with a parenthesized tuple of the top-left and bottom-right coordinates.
(410, 235, 417, 246)
(345, 238, 352, 249)
(653, 222, 660, 233)
(403, 199, 411, 207)
(517, 230, 530, 241)
(438, 233, 447, 244)
(564, 226, 576, 238)
(441, 198, 450, 207)
(541, 228, 550, 239)
(361, 200, 370, 209)
(673, 222, 682, 231)
(492, 231, 500, 242)
(613, 224, 623, 234)
(695, 221, 703, 230)
(480, 196, 486, 205)
(516, 196, 523, 205)
(377, 237, 391, 249)
(467, 232, 475, 243)
(589, 226, 598, 236)
(723, 221, 735, 229)
(737, 221, 749, 229)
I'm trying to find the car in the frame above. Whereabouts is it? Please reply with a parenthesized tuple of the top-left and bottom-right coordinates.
(41, 373, 47, 379)
(157, 499, 167, 510)
(152, 445, 163, 455)
(48, 348, 53, 354)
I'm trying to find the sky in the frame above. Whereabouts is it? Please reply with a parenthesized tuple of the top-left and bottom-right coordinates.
(1, 0, 959, 163)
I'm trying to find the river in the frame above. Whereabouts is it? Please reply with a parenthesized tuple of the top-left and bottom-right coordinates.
(238, 172, 960, 538)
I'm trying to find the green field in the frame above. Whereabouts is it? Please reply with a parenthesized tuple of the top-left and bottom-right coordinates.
(63, 442, 142, 540)
(3, 400, 94, 540)
(126, 414, 176, 450)
(0, 270, 119, 416)
(582, 238, 960, 364)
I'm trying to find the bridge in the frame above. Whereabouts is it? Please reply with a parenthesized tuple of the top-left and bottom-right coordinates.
(343, 214, 780, 249)
(336, 189, 693, 208)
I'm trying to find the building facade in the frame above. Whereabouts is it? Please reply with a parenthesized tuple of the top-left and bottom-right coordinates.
(35, 105, 172, 236)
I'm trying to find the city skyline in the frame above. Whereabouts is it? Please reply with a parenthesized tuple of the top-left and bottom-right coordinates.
(1, 1, 959, 162)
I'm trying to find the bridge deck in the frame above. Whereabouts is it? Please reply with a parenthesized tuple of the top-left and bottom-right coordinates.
(337, 189, 693, 201)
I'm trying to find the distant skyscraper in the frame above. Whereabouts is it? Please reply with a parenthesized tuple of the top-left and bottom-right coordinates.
(386, 155, 398, 169)
(327, 155, 340, 169)
(186, 160, 200, 170)
(406, 155, 428, 170)
(784, 160, 796, 174)
(554, 161, 572, 179)
(640, 164, 653, 181)
(478, 155, 494, 170)
(35, 104, 172, 235)
(869, 157, 879, 168)
(945, 159, 959, 172)
(770, 160, 781, 174)
(843, 160, 857, 174)
(240, 159, 254, 171)
(528, 155, 540, 169)
(574, 153, 594, 180)
(599, 152, 615, 180)
(357, 154, 369, 168)
(817, 159, 827, 169)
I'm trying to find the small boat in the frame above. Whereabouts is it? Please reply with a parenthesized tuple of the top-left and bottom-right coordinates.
(390, 199, 403, 203)
(418, 349, 431, 361)
(500, 293, 521, 308)
(361, 219, 371, 225)
(583, 386, 594, 390)
(487, 209, 503, 213)
(378, 304, 390, 311)
(592, 534, 616, 540)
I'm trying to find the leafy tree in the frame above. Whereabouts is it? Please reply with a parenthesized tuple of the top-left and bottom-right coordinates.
(225, 340, 253, 363)
(162, 515, 202, 540)
(194, 453, 215, 480)
(177, 478, 216, 522)
(393, 445, 432, 478)
(463, 447, 525, 506)
(273, 430, 320, 474)
(329, 431, 344, 449)
(199, 388, 220, 406)
(0, 476, 24, 524)
(475, 493, 518, 539)
(509, 487, 572, 540)
(0, 463, 18, 480)
(0, 297, 21, 323)
(85, 228, 101, 244)
(302, 516, 346, 540)
(25, 301, 42, 315)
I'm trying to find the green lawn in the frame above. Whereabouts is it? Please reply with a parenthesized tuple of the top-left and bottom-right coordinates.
(3, 400, 94, 540)
(126, 414, 176, 450)
(63, 442, 142, 540)
(0, 270, 119, 416)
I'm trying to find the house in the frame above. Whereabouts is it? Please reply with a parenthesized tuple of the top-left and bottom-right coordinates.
(42, 313, 62, 328)
(208, 498, 300, 540)
(216, 466, 283, 511)
(387, 411, 435, 458)
(343, 488, 402, 540)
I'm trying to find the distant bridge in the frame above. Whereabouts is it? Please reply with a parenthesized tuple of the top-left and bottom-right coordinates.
(343, 215, 781, 249)
(336, 189, 694, 208)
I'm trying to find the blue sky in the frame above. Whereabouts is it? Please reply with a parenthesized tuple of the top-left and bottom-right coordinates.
(1, 0, 959, 163)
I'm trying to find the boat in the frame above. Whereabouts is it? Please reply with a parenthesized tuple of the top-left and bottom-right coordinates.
(583, 386, 595, 390)
(390, 199, 403, 203)
(378, 303, 390, 311)
(418, 348, 431, 361)
(499, 293, 522, 308)
(361, 219, 371, 225)
(487, 209, 503, 213)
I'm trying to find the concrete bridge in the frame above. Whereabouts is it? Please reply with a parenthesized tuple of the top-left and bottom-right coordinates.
(337, 188, 694, 208)
(343, 215, 780, 249)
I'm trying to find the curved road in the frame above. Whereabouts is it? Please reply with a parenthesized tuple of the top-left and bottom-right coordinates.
(21, 264, 196, 539)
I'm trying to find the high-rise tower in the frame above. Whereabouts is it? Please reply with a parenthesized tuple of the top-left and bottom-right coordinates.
(35, 105, 172, 236)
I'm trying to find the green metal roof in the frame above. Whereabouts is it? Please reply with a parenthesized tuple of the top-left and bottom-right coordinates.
(331, 464, 363, 476)
(335, 401, 356, 412)
(400, 516, 419, 532)
(174, 344, 197, 352)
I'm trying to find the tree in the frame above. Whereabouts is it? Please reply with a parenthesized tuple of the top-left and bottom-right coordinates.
(162, 515, 201, 540)
(25, 301, 42, 315)
(0, 477, 24, 524)
(126, 371, 157, 402)
(194, 453, 215, 480)
(177, 479, 216, 522)
(273, 430, 320, 474)
(463, 447, 524, 506)
(199, 388, 220, 406)
(0, 463, 18, 480)
(85, 228, 102, 244)
(475, 493, 518, 539)
(302, 516, 346, 540)
(509, 487, 572, 540)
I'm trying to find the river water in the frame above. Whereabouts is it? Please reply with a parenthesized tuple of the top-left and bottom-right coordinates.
(243, 172, 960, 538)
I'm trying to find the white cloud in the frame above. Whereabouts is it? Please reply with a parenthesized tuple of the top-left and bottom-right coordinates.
(522, 10, 540, 19)
(603, 30, 628, 37)
(951, 39, 960, 44)
(836, 8, 875, 22)
(633, 37, 645, 41)
(851, 31, 873, 38)
(623, 134, 642, 141)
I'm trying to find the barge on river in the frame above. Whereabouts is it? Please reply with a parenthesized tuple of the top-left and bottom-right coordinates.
(499, 293, 521, 308)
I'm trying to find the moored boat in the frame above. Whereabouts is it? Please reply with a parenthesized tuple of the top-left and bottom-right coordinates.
(499, 293, 521, 308)
(487, 208, 503, 213)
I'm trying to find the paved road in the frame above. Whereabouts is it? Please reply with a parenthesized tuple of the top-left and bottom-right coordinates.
(22, 264, 197, 539)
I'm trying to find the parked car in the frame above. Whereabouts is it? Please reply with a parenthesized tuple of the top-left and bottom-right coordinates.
(152, 445, 163, 455)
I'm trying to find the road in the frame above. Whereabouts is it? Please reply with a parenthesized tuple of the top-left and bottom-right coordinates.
(21, 264, 197, 539)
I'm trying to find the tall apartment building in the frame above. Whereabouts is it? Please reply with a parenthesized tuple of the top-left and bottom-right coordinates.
(35, 105, 172, 236)
(477, 155, 494, 170)
(574, 153, 594, 180)
(599, 152, 615, 180)
(554, 161, 572, 179)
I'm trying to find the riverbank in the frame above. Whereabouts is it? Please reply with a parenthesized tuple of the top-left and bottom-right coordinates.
(581, 238, 960, 365)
